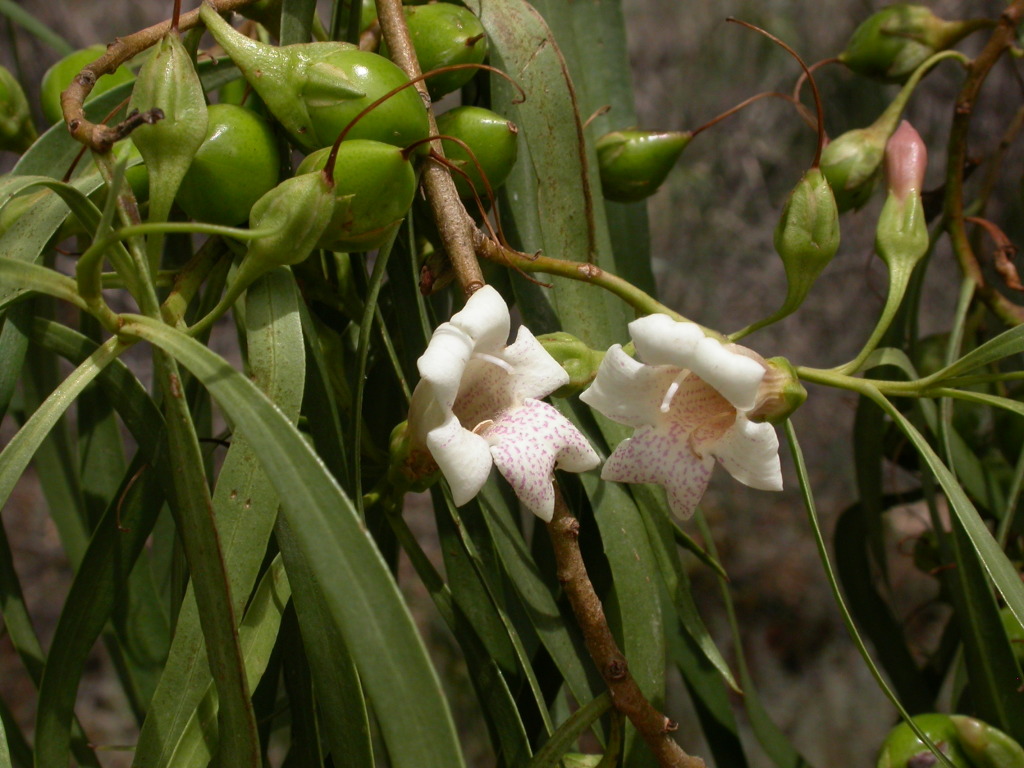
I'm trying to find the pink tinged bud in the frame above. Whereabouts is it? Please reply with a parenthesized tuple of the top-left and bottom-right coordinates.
(885, 120, 927, 201)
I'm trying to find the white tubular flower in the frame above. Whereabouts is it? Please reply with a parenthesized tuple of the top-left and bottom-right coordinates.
(579, 314, 783, 518)
(409, 285, 600, 521)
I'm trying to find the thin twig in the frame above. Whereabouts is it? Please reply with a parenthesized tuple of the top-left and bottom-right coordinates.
(546, 486, 705, 768)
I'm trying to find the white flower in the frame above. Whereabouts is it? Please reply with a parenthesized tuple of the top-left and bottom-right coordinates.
(579, 314, 783, 518)
(409, 285, 600, 521)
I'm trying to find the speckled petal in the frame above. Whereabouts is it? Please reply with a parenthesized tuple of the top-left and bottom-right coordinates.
(448, 284, 510, 353)
(486, 399, 600, 522)
(711, 415, 783, 491)
(503, 325, 570, 401)
(600, 422, 714, 519)
(579, 345, 680, 428)
(629, 314, 765, 411)
(425, 411, 494, 505)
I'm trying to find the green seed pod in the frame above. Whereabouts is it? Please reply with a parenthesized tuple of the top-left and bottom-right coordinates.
(877, 714, 972, 768)
(840, 4, 990, 84)
(536, 332, 605, 397)
(128, 28, 209, 265)
(296, 140, 417, 252)
(0, 65, 36, 153)
(435, 106, 518, 199)
(595, 130, 691, 203)
(951, 716, 1024, 768)
(391, 3, 487, 100)
(40, 44, 134, 125)
(176, 103, 280, 225)
(772, 167, 840, 317)
(200, 3, 428, 151)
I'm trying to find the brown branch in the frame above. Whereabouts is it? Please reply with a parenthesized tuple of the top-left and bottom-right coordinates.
(375, 0, 485, 297)
(60, 0, 259, 152)
(546, 486, 706, 768)
(944, 1, 1024, 325)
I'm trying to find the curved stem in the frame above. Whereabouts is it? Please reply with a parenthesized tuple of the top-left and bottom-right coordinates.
(375, 0, 485, 297)
(547, 486, 705, 768)
(944, 0, 1024, 326)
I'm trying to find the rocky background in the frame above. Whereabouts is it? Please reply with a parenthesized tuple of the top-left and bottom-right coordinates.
(1, 0, 1021, 766)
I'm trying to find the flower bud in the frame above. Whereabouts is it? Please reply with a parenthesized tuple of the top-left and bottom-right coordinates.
(0, 65, 36, 153)
(129, 30, 209, 234)
(386, 419, 440, 494)
(200, 2, 429, 151)
(876, 121, 928, 273)
(772, 167, 840, 317)
(820, 126, 886, 213)
(951, 715, 1024, 768)
(295, 140, 417, 252)
(536, 332, 605, 397)
(595, 130, 691, 203)
(840, 4, 990, 84)
(876, 714, 972, 768)
(435, 106, 518, 199)
(748, 357, 806, 424)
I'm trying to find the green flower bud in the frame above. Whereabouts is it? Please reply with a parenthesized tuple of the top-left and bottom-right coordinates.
(129, 29, 209, 241)
(951, 715, 1024, 768)
(435, 106, 518, 199)
(749, 357, 807, 424)
(840, 4, 990, 84)
(200, 2, 429, 151)
(820, 126, 886, 213)
(296, 140, 417, 252)
(0, 65, 36, 153)
(772, 167, 840, 317)
(876, 121, 929, 274)
(877, 714, 972, 768)
(560, 755, 603, 768)
(386, 3, 488, 100)
(536, 332, 605, 397)
(595, 130, 691, 203)
(176, 104, 281, 225)
(39, 45, 134, 125)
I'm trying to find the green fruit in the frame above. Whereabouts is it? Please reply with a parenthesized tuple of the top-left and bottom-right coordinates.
(296, 140, 417, 251)
(595, 130, 690, 203)
(393, 3, 487, 99)
(435, 106, 518, 199)
(877, 714, 971, 768)
(952, 715, 1024, 768)
(200, 3, 428, 151)
(176, 104, 280, 225)
(840, 5, 990, 84)
(40, 45, 134, 124)
(0, 65, 36, 152)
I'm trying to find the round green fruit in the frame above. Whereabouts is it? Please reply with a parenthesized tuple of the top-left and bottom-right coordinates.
(296, 140, 417, 252)
(595, 130, 690, 203)
(40, 45, 134, 124)
(176, 104, 280, 225)
(398, 3, 487, 99)
(435, 106, 518, 199)
(877, 714, 971, 768)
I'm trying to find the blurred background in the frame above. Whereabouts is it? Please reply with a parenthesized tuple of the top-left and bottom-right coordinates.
(2, 0, 1022, 765)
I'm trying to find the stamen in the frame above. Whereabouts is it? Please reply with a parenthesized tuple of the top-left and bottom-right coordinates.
(472, 352, 515, 374)
(472, 419, 494, 435)
(660, 371, 689, 413)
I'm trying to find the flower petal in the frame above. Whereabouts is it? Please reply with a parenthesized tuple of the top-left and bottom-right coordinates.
(448, 285, 510, 353)
(601, 422, 714, 519)
(710, 415, 783, 491)
(425, 411, 494, 505)
(503, 325, 570, 401)
(486, 399, 599, 522)
(416, 324, 474, 409)
(629, 315, 765, 411)
(579, 345, 679, 428)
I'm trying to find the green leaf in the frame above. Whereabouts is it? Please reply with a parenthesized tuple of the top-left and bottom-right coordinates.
(926, 324, 1024, 383)
(0, 707, 12, 768)
(527, 693, 612, 768)
(119, 314, 466, 768)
